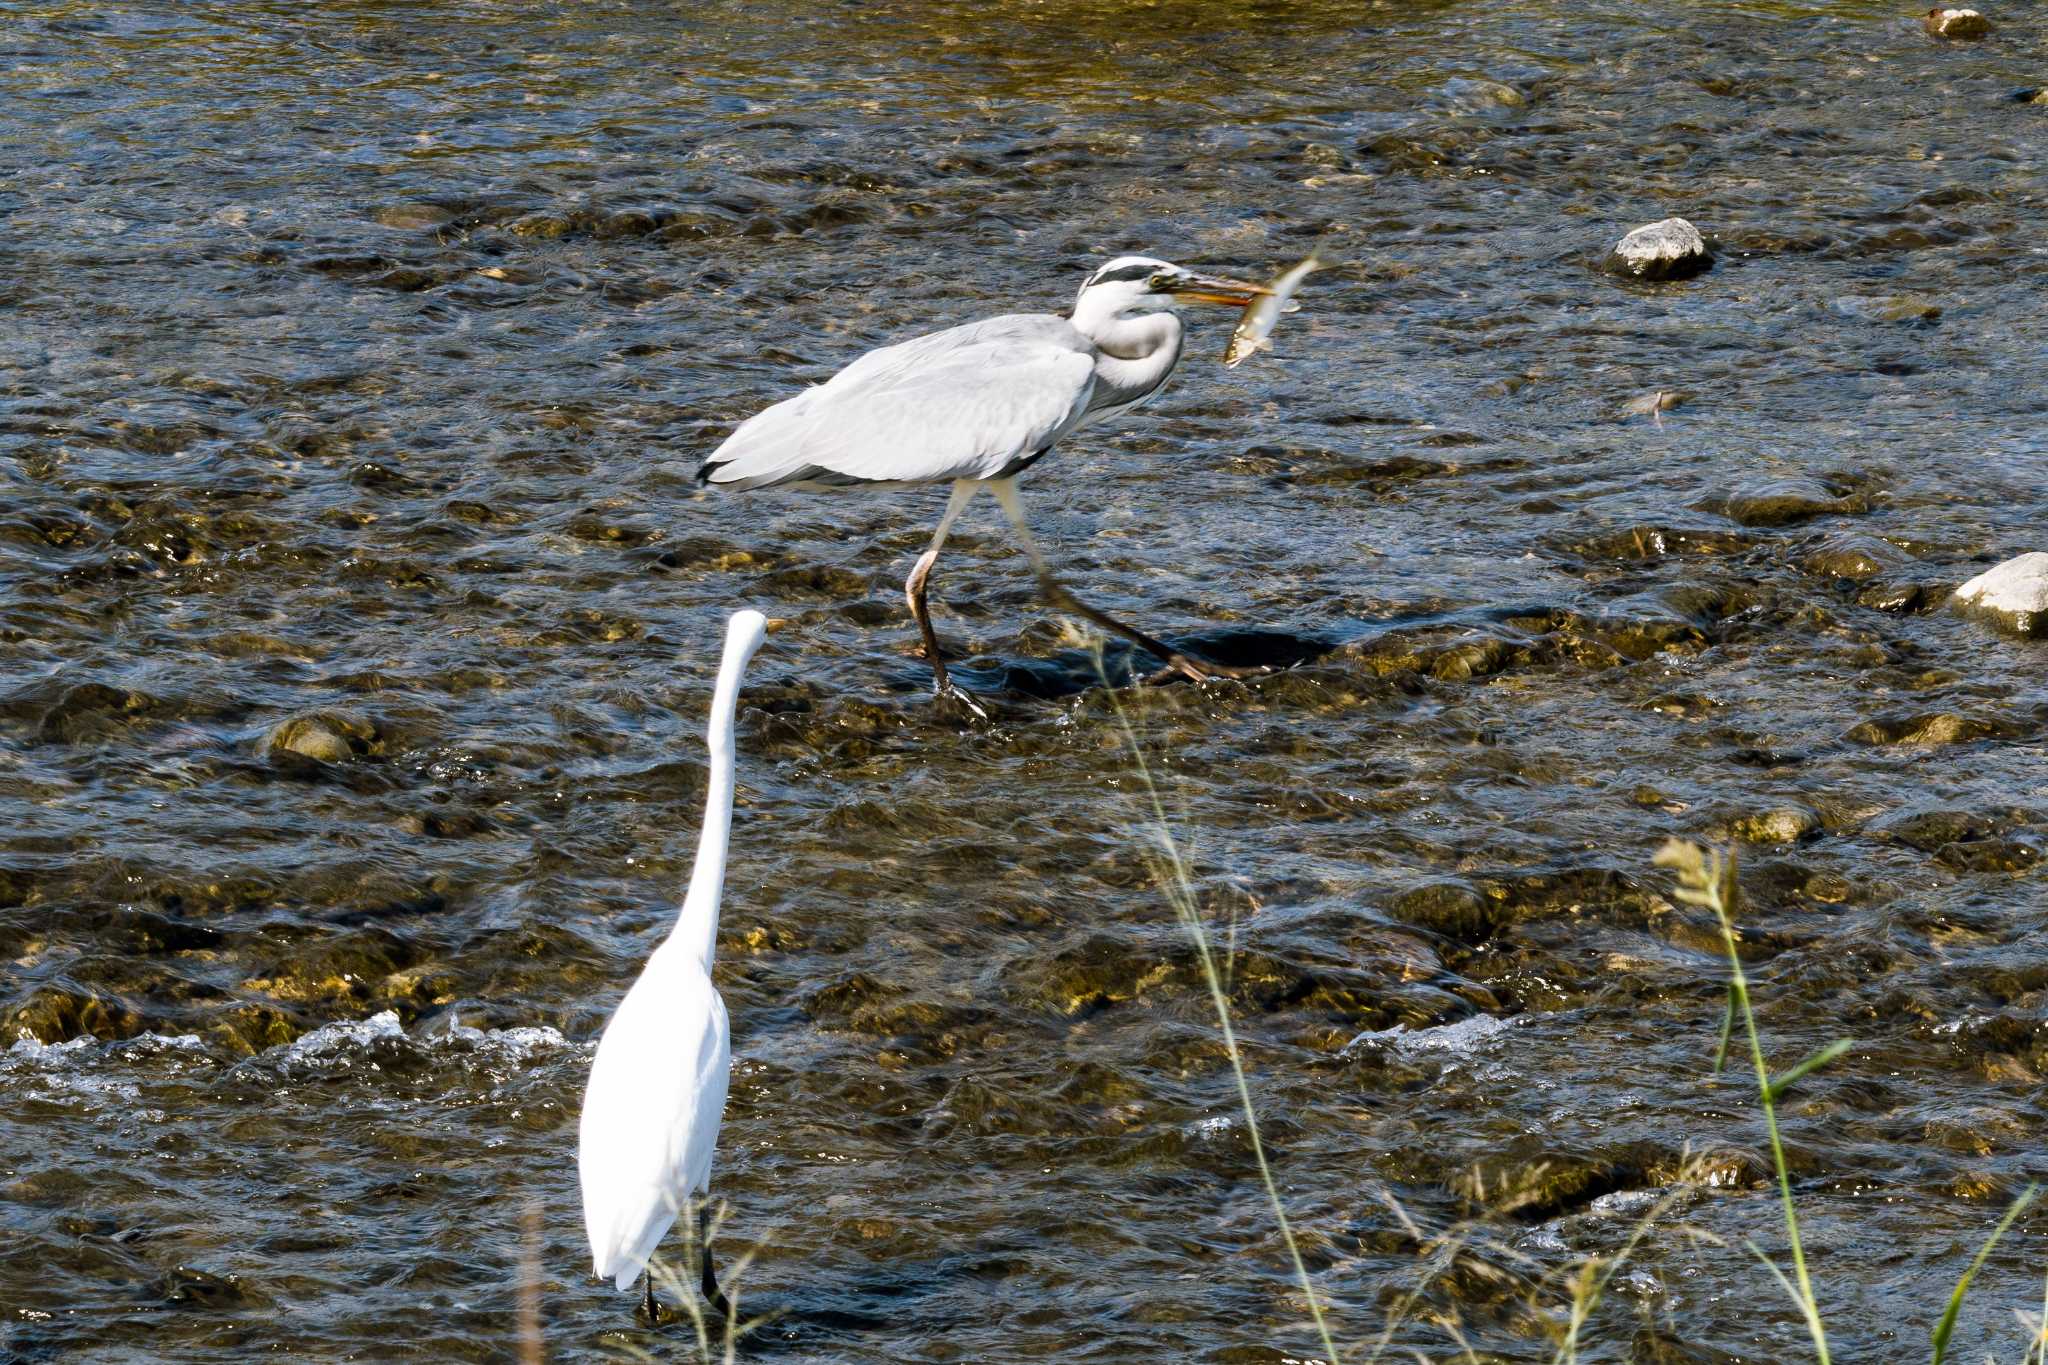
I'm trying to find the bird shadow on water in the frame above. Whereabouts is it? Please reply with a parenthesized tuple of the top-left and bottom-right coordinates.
(940, 624, 1341, 702)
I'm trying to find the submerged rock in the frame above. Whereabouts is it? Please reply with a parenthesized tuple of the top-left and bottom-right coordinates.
(266, 710, 377, 763)
(1704, 480, 1863, 528)
(1846, 711, 2026, 745)
(1924, 7, 1991, 38)
(1603, 217, 1713, 281)
(1388, 880, 1497, 942)
(1951, 553, 2048, 637)
(1803, 533, 1899, 582)
(1728, 806, 1820, 844)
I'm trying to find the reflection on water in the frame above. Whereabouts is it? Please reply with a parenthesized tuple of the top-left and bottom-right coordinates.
(2, 0, 2044, 1360)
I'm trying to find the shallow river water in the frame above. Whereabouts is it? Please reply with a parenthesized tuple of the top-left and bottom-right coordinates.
(2, 1, 2046, 1361)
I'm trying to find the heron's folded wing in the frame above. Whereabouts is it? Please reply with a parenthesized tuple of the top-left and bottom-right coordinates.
(701, 325, 1097, 490)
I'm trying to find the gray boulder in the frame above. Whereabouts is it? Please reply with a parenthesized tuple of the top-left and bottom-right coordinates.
(1951, 553, 2048, 637)
(1603, 217, 1713, 281)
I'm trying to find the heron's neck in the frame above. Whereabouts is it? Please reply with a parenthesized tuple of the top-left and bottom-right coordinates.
(674, 660, 744, 970)
(1074, 309, 1184, 402)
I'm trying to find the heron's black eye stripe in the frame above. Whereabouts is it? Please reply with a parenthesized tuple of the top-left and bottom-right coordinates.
(1089, 264, 1157, 286)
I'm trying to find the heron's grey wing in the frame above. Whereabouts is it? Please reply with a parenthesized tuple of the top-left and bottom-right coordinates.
(699, 315, 1097, 490)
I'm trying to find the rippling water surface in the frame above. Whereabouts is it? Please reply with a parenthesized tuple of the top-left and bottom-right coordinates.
(3, 1, 2046, 1360)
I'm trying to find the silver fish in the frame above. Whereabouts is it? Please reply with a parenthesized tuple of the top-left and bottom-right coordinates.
(1223, 250, 1324, 368)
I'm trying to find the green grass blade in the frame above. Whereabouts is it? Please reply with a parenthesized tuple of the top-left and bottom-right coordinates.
(1930, 1184, 2037, 1365)
(1764, 1039, 1854, 1103)
(1711, 986, 1735, 1074)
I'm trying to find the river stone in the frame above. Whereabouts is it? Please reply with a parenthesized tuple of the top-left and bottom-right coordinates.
(1603, 217, 1713, 281)
(1857, 579, 1927, 613)
(1803, 534, 1896, 581)
(1951, 553, 2048, 637)
(1924, 7, 1990, 38)
(1729, 806, 1820, 844)
(1873, 808, 1994, 851)
(1846, 711, 2023, 746)
(1704, 480, 1859, 528)
(1936, 838, 2043, 874)
(1388, 880, 1497, 942)
(266, 710, 376, 763)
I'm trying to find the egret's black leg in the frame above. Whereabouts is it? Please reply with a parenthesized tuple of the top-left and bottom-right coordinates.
(641, 1274, 659, 1322)
(985, 477, 1265, 685)
(697, 1203, 734, 1323)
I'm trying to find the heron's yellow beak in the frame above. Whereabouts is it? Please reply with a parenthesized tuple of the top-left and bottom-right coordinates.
(1166, 272, 1274, 307)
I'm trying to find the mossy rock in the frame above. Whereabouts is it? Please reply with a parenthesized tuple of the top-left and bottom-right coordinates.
(1803, 534, 1898, 582)
(1847, 712, 2027, 746)
(1727, 806, 1820, 844)
(1874, 808, 1996, 851)
(4, 986, 141, 1044)
(1388, 881, 1498, 942)
(1935, 838, 2043, 874)
(37, 681, 157, 745)
(1702, 482, 1863, 529)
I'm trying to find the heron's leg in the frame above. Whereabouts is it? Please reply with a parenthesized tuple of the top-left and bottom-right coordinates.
(697, 1202, 734, 1324)
(985, 478, 1261, 684)
(641, 1274, 658, 1322)
(907, 481, 986, 712)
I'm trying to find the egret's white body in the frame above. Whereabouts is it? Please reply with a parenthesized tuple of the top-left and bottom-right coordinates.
(697, 258, 1275, 703)
(579, 609, 767, 1304)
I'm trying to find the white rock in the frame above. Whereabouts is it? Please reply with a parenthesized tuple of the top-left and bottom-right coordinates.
(1604, 217, 1713, 281)
(1952, 552, 2048, 637)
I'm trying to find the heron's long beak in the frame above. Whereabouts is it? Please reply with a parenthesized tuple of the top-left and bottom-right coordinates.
(1167, 272, 1273, 307)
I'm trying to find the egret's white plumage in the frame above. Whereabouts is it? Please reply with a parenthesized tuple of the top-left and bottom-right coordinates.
(696, 257, 1274, 702)
(579, 609, 767, 1301)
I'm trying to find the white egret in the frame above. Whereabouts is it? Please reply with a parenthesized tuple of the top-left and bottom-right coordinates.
(579, 608, 768, 1322)
(697, 257, 1275, 709)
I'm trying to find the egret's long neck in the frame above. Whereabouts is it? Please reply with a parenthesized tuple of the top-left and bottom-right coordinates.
(674, 658, 746, 969)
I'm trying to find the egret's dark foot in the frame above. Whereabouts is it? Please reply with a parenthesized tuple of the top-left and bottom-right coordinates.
(638, 1277, 662, 1324)
(931, 682, 990, 722)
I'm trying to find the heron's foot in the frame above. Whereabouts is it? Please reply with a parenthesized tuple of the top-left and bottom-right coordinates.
(931, 682, 990, 723)
(638, 1281, 665, 1325)
(1141, 653, 1267, 686)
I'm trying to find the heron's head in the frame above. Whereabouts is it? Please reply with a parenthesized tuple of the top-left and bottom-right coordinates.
(1073, 256, 1271, 324)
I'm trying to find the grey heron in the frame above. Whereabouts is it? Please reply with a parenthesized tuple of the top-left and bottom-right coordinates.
(696, 256, 1274, 710)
